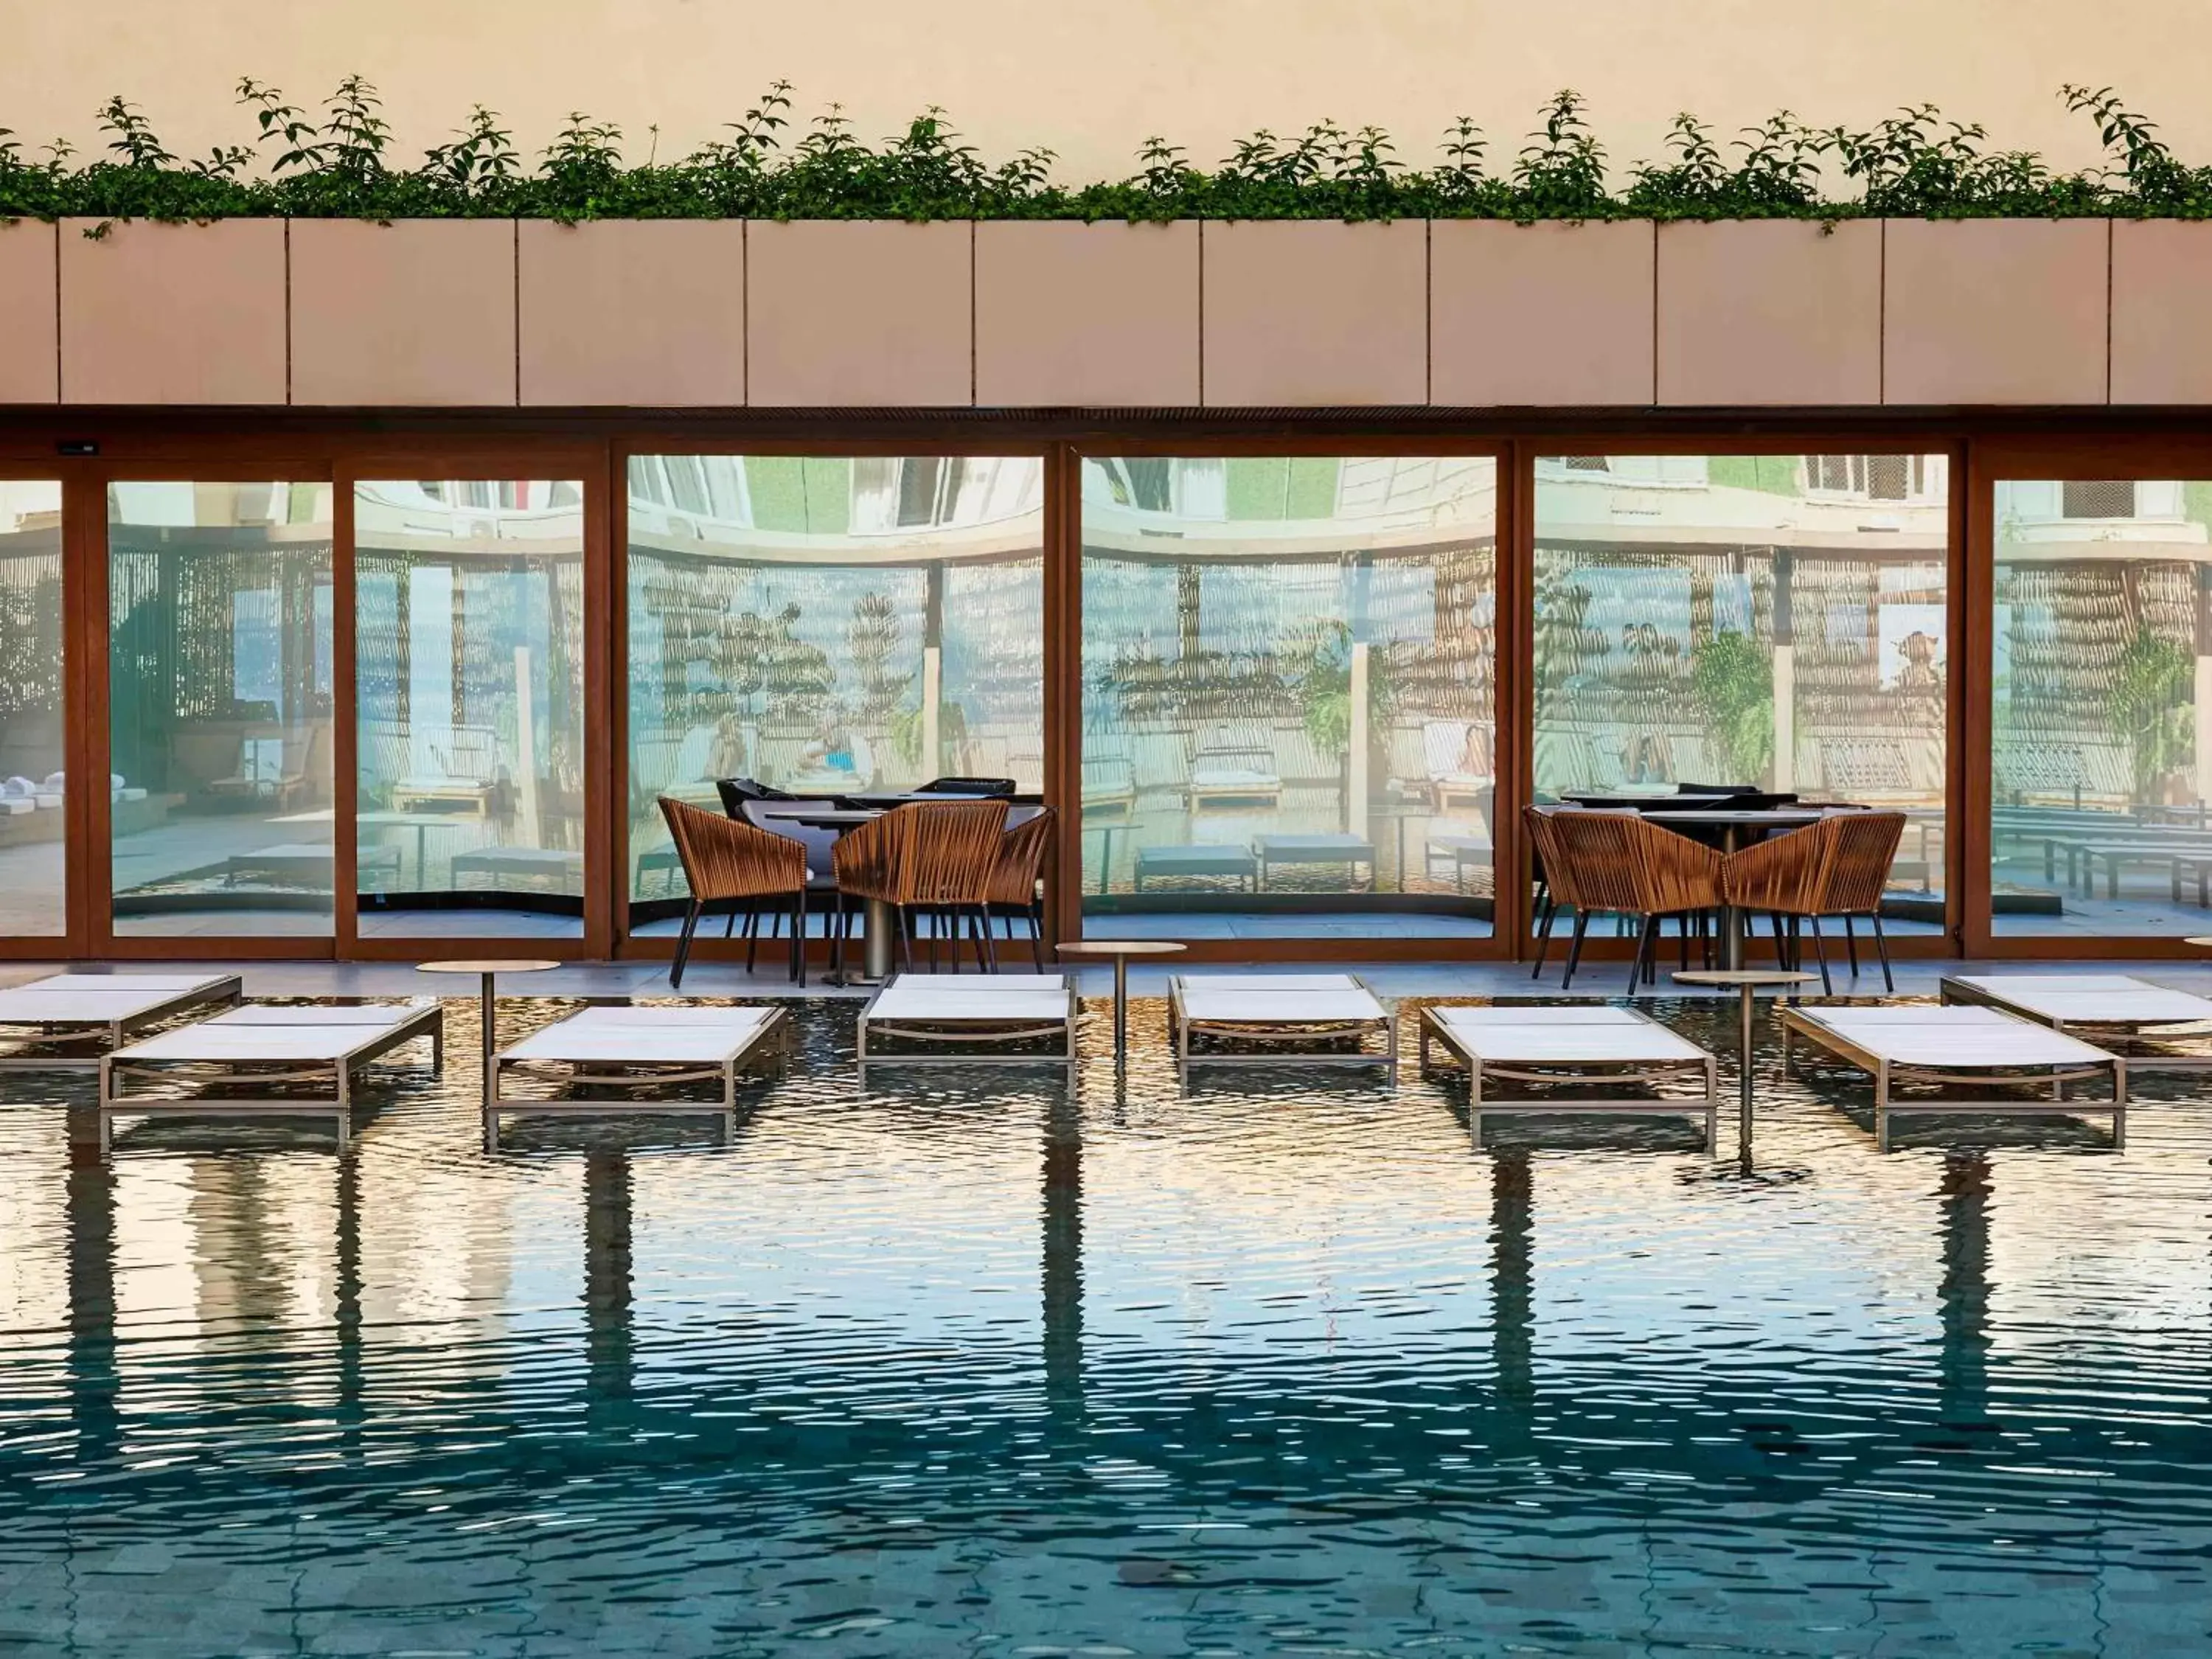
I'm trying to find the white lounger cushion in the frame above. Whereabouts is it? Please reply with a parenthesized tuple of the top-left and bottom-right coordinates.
(214, 1001, 432, 1026)
(1183, 973, 1363, 994)
(115, 1024, 424, 1063)
(502, 1005, 777, 1065)
(1430, 1006, 1705, 1063)
(1179, 983, 1387, 1023)
(870, 976, 1070, 1023)
(1950, 975, 2212, 1026)
(1798, 1006, 2112, 1068)
(0, 973, 236, 1025)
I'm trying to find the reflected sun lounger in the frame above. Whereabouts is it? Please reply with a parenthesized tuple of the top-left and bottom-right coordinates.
(1169, 973, 1397, 1080)
(1419, 1004, 1719, 1148)
(100, 999, 445, 1151)
(1781, 1003, 2126, 1151)
(0, 971, 243, 1071)
(489, 1003, 787, 1148)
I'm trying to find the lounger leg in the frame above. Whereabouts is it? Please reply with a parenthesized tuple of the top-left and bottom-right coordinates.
(1562, 913, 1590, 990)
(2113, 1060, 2127, 1150)
(1807, 915, 1832, 997)
(1531, 897, 1557, 981)
(1843, 914, 1860, 977)
(1875, 1060, 1890, 1152)
(1705, 1054, 1719, 1155)
(723, 1058, 738, 1144)
(335, 1063, 351, 1151)
(1870, 912, 1894, 994)
(1469, 1058, 1482, 1149)
(672, 900, 702, 990)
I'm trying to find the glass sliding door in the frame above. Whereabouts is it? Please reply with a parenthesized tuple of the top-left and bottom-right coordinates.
(1992, 478, 2212, 937)
(625, 453, 1045, 930)
(1079, 455, 1498, 939)
(0, 482, 66, 938)
(1532, 453, 1950, 928)
(107, 482, 336, 938)
(355, 479, 587, 939)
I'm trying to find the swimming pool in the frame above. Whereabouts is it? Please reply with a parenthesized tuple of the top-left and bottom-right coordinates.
(2, 995, 2208, 1655)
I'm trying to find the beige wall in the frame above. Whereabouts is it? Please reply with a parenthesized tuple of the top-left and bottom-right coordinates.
(4, 0, 2204, 186)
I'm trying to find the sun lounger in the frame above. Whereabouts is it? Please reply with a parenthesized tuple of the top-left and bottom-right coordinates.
(1939, 975, 2212, 1079)
(858, 973, 1078, 1076)
(488, 1003, 787, 1148)
(1781, 1004, 2126, 1151)
(1419, 1004, 1719, 1147)
(1168, 973, 1397, 1079)
(0, 971, 243, 1071)
(98, 998, 445, 1151)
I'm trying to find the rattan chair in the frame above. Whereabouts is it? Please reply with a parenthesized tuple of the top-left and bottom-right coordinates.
(984, 806, 1057, 970)
(1544, 810, 1725, 992)
(834, 799, 1012, 973)
(1719, 816, 1843, 994)
(1524, 805, 1577, 982)
(657, 796, 813, 989)
(1820, 810, 1907, 992)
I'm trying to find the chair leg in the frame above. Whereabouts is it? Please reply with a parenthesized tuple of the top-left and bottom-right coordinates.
(1562, 912, 1591, 990)
(792, 888, 809, 988)
(1028, 905, 1046, 971)
(1870, 911, 1895, 994)
(743, 904, 762, 972)
(1627, 914, 1657, 995)
(1768, 911, 1790, 969)
(1676, 914, 1690, 970)
(671, 899, 702, 990)
(724, 905, 740, 939)
(1807, 914, 1832, 996)
(978, 907, 998, 973)
(1843, 913, 1860, 977)
(1531, 897, 1558, 981)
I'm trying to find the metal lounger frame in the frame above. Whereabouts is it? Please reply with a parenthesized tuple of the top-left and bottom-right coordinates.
(1780, 1006, 2126, 1152)
(0, 975, 245, 1072)
(97, 1002, 445, 1152)
(1416, 1006, 1720, 1151)
(1937, 975, 2212, 1079)
(857, 981, 1079, 1079)
(1169, 975, 1399, 1082)
(486, 1006, 790, 1150)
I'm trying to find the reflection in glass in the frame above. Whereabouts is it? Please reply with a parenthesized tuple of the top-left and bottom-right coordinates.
(108, 482, 335, 936)
(0, 481, 65, 936)
(1079, 456, 1495, 938)
(625, 455, 1043, 910)
(1533, 455, 1949, 917)
(355, 480, 585, 938)
(1992, 479, 2212, 936)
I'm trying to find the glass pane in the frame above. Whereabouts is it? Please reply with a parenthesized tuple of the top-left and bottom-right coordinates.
(108, 481, 336, 936)
(625, 455, 1045, 924)
(0, 482, 65, 936)
(1993, 478, 2212, 936)
(1079, 456, 1496, 940)
(1533, 454, 1949, 929)
(356, 480, 586, 939)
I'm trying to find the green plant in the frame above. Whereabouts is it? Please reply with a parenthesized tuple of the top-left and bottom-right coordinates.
(1287, 621, 1399, 763)
(1689, 630, 1773, 784)
(2107, 625, 2193, 804)
(7, 79, 2212, 224)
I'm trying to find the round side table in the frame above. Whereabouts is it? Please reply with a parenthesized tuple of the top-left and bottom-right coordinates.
(417, 958, 561, 1108)
(1673, 969, 1820, 1147)
(1057, 941, 1186, 1067)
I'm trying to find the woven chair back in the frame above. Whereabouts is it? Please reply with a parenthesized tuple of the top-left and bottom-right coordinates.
(1719, 817, 1839, 914)
(1819, 810, 1907, 913)
(985, 807, 1057, 905)
(658, 796, 806, 903)
(895, 800, 1011, 906)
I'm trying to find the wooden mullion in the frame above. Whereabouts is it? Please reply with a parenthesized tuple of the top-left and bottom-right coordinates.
(333, 470, 360, 958)
(583, 439, 618, 957)
(1043, 440, 1082, 949)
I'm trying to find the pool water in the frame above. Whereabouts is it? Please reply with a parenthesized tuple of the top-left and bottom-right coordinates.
(2, 995, 2210, 1656)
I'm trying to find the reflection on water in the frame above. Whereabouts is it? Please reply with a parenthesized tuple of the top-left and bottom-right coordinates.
(3, 996, 2211, 1656)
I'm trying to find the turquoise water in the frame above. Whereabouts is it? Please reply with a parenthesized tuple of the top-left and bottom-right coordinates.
(1, 995, 2209, 1656)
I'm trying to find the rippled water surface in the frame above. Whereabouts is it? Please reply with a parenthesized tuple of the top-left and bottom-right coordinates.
(3, 994, 2211, 1657)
